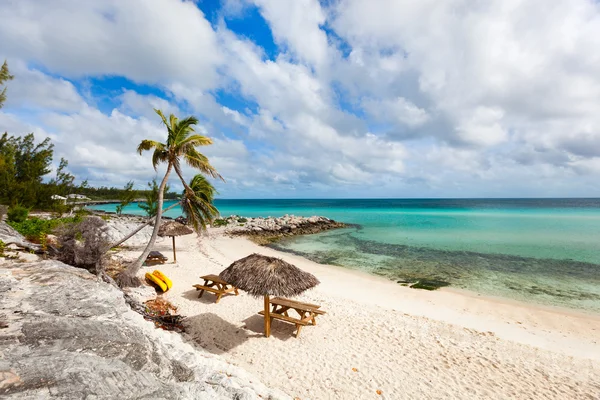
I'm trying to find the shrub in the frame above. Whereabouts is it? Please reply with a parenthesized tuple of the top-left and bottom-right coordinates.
(56, 216, 111, 274)
(7, 217, 78, 242)
(237, 217, 248, 223)
(212, 218, 228, 227)
(0, 240, 5, 256)
(7, 205, 29, 223)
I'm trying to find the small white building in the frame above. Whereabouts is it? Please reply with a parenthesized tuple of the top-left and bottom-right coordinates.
(50, 195, 67, 204)
(66, 194, 91, 200)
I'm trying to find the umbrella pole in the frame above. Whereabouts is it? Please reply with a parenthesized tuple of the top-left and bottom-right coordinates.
(264, 295, 271, 337)
(172, 236, 176, 262)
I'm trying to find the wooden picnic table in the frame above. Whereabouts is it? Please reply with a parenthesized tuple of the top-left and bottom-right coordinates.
(192, 274, 239, 303)
(258, 297, 326, 337)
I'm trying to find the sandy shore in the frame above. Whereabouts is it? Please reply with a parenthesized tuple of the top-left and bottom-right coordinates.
(122, 229, 600, 399)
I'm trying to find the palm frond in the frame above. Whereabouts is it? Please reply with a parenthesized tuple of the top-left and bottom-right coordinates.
(151, 149, 168, 170)
(184, 148, 224, 180)
(137, 140, 164, 155)
(173, 116, 199, 146)
(154, 109, 169, 127)
(180, 174, 219, 231)
(178, 134, 213, 152)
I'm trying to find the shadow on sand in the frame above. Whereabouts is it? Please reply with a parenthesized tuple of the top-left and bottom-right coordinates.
(183, 312, 262, 355)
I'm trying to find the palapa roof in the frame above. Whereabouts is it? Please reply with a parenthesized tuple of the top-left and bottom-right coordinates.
(219, 253, 320, 297)
(158, 220, 193, 237)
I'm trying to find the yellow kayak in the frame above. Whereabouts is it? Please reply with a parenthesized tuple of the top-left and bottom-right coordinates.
(152, 270, 173, 290)
(145, 272, 168, 292)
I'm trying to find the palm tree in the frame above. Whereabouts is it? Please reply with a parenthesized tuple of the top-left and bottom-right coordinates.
(110, 174, 219, 249)
(180, 174, 219, 231)
(117, 109, 222, 287)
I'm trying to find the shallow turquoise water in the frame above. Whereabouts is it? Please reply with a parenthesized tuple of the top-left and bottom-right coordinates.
(90, 199, 600, 312)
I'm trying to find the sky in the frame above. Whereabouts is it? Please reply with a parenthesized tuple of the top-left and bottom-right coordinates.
(1, 0, 600, 199)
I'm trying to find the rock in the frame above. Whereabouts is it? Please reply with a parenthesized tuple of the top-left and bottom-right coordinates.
(105, 217, 155, 247)
(223, 215, 347, 244)
(122, 284, 157, 304)
(0, 222, 41, 253)
(17, 253, 41, 262)
(0, 260, 290, 399)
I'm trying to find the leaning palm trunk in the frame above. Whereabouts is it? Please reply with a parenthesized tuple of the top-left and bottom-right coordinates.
(118, 164, 172, 287)
(110, 201, 180, 248)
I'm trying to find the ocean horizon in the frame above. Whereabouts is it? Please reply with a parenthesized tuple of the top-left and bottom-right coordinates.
(89, 198, 600, 313)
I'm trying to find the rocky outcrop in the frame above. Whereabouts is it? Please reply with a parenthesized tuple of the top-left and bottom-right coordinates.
(0, 260, 289, 399)
(104, 216, 154, 247)
(220, 215, 346, 244)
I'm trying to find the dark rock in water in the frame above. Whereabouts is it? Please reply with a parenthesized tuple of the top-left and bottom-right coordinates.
(0, 260, 289, 399)
(409, 279, 450, 291)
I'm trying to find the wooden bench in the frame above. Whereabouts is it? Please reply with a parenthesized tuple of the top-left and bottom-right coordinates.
(192, 274, 239, 303)
(259, 297, 326, 337)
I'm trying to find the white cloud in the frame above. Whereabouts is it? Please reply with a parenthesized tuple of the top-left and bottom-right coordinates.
(2, 61, 84, 112)
(0, 0, 221, 89)
(363, 97, 430, 128)
(253, 0, 329, 67)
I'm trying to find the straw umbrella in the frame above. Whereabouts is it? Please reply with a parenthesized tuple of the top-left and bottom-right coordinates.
(158, 220, 193, 262)
(219, 253, 320, 337)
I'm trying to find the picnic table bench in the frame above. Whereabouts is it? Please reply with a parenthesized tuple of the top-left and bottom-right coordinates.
(145, 251, 167, 265)
(192, 274, 239, 303)
(258, 297, 326, 337)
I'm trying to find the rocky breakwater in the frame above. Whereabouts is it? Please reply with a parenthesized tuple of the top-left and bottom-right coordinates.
(0, 259, 289, 399)
(220, 215, 346, 244)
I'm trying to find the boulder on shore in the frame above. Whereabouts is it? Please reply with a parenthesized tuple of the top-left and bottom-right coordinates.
(0, 260, 289, 399)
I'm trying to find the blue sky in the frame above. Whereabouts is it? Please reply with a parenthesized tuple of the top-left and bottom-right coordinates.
(1, 0, 600, 198)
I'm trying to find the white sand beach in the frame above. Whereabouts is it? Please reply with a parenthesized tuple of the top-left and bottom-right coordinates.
(122, 230, 600, 399)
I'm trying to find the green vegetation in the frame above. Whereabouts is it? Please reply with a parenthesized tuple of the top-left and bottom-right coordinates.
(7, 205, 29, 223)
(212, 218, 228, 227)
(181, 174, 219, 231)
(139, 179, 169, 217)
(7, 217, 79, 242)
(0, 60, 13, 109)
(0, 240, 5, 257)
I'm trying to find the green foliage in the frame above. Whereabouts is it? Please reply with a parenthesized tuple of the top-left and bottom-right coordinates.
(7, 205, 29, 223)
(0, 132, 67, 210)
(0, 240, 5, 257)
(180, 174, 220, 231)
(0, 60, 13, 109)
(237, 217, 247, 223)
(139, 179, 169, 217)
(116, 181, 137, 215)
(7, 217, 78, 242)
(212, 218, 228, 227)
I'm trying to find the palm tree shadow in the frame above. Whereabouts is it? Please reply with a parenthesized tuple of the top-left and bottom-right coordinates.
(183, 313, 261, 355)
(242, 314, 295, 341)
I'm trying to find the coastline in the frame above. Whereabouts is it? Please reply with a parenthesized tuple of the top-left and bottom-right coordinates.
(116, 227, 600, 398)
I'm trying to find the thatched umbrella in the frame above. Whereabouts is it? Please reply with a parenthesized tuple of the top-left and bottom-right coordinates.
(219, 253, 320, 337)
(158, 221, 193, 262)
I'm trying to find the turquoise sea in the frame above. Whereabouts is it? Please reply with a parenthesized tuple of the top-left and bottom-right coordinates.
(90, 199, 600, 313)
